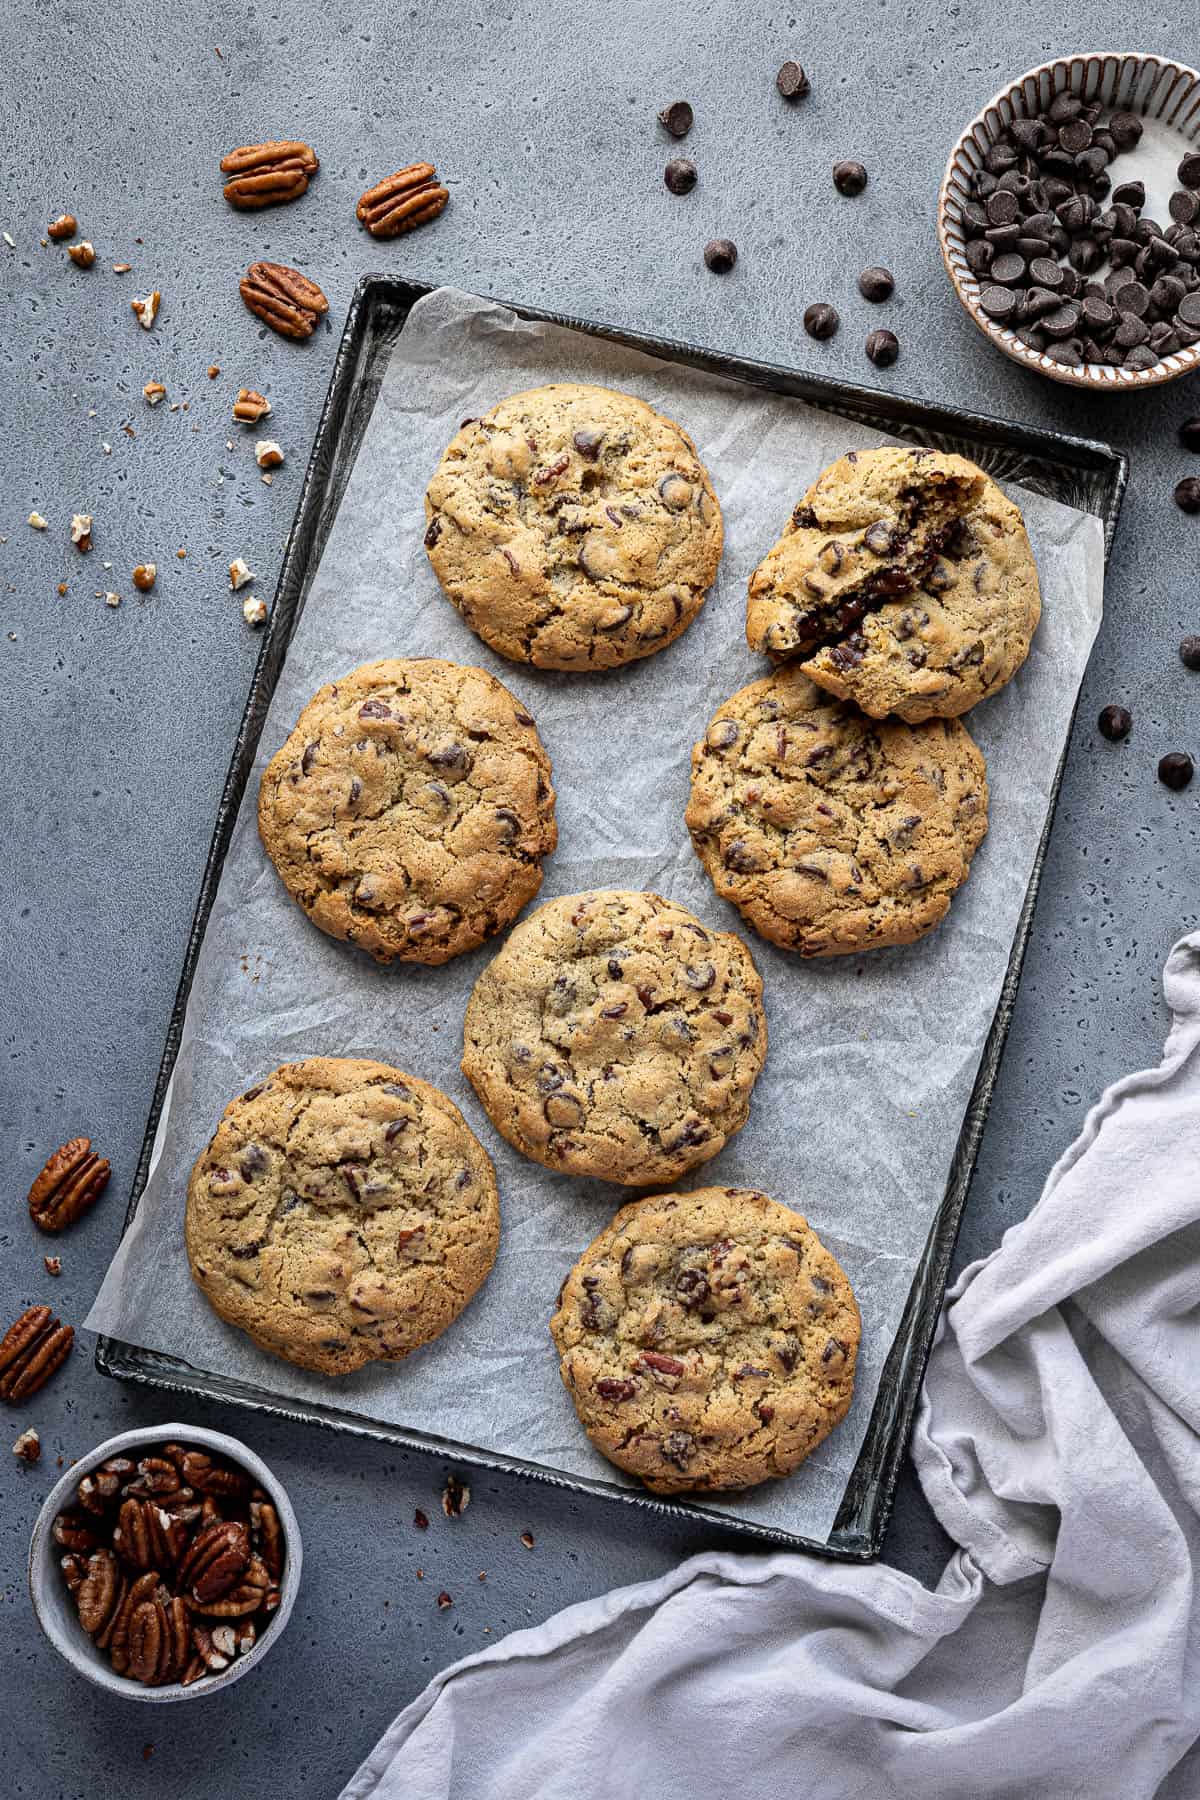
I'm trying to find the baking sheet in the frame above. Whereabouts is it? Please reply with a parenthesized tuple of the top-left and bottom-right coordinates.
(87, 286, 1105, 1542)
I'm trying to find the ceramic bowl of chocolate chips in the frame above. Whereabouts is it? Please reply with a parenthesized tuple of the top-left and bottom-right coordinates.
(28, 1423, 301, 1700)
(940, 52, 1200, 387)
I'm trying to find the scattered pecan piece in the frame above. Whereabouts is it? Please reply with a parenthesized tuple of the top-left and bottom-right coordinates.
(520, 1530, 535, 1550)
(12, 1426, 40, 1462)
(143, 380, 166, 406)
(132, 563, 156, 592)
(70, 514, 93, 553)
(44, 1255, 62, 1276)
(441, 1475, 470, 1518)
(356, 163, 449, 238)
(28, 1135, 110, 1232)
(232, 387, 271, 423)
(67, 241, 96, 268)
(131, 290, 161, 329)
(239, 260, 328, 340)
(436, 1590, 453, 1610)
(47, 213, 77, 240)
(220, 140, 318, 209)
(0, 1304, 73, 1401)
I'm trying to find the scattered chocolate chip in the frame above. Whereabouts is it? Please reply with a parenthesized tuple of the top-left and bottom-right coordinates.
(704, 237, 737, 273)
(803, 302, 839, 340)
(858, 265, 894, 302)
(665, 158, 697, 195)
(658, 100, 693, 139)
(865, 328, 899, 367)
(1175, 476, 1200, 513)
(1097, 704, 1131, 742)
(776, 60, 809, 100)
(1158, 751, 1194, 790)
(1179, 634, 1200, 670)
(832, 159, 867, 196)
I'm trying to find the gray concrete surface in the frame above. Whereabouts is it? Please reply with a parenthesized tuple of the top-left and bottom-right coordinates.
(2, 3, 1198, 1795)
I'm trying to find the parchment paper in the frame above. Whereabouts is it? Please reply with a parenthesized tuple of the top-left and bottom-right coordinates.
(88, 287, 1105, 1542)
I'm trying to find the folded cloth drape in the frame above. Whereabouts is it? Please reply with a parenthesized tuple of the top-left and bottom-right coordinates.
(341, 932, 1200, 1800)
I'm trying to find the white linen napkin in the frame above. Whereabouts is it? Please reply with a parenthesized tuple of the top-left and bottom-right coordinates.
(341, 932, 1200, 1800)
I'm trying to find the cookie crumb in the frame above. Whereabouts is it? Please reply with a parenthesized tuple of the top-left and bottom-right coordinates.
(28, 511, 48, 530)
(229, 556, 254, 590)
(70, 513, 93, 551)
(131, 290, 161, 330)
(12, 1427, 40, 1463)
(242, 595, 267, 627)
(255, 439, 284, 470)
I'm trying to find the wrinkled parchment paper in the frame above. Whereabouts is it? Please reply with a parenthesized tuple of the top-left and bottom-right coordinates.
(88, 288, 1105, 1542)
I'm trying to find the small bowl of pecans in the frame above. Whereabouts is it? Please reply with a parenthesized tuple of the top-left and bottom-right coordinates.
(940, 52, 1200, 387)
(28, 1423, 301, 1700)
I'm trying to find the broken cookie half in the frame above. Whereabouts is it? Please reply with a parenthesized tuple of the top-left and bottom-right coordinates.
(746, 446, 1041, 723)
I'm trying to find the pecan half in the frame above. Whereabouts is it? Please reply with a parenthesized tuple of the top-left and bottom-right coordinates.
(220, 140, 318, 209)
(177, 1447, 249, 1501)
(190, 1553, 270, 1617)
(356, 163, 449, 238)
(0, 1305, 73, 1401)
(109, 1571, 161, 1675)
(77, 1456, 135, 1514)
(240, 261, 328, 340)
(178, 1519, 250, 1604)
(53, 1509, 100, 1554)
(249, 1497, 284, 1581)
(28, 1136, 111, 1232)
(128, 1593, 190, 1685)
(113, 1496, 185, 1571)
(76, 1547, 126, 1640)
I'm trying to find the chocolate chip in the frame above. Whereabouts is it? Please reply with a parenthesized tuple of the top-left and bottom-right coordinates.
(675, 1269, 710, 1310)
(986, 189, 1019, 226)
(1113, 279, 1150, 317)
(358, 698, 392, 720)
(1179, 152, 1200, 191)
(832, 159, 867, 196)
(989, 252, 1025, 286)
(1047, 91, 1082, 124)
(1029, 256, 1065, 289)
(1171, 189, 1200, 226)
(658, 100, 693, 139)
(1124, 345, 1160, 371)
(980, 284, 1017, 321)
(423, 516, 442, 548)
(573, 428, 604, 460)
(1179, 293, 1200, 328)
(1179, 634, 1200, 670)
(1158, 751, 1194, 790)
(1175, 476, 1200, 513)
(965, 239, 994, 276)
(1058, 118, 1092, 155)
(858, 265, 894, 302)
(804, 302, 839, 340)
(664, 158, 697, 195)
(865, 327, 901, 369)
(864, 520, 895, 554)
(1042, 302, 1080, 339)
(776, 60, 809, 100)
(1109, 113, 1143, 152)
(1114, 314, 1149, 348)
(704, 237, 736, 273)
(1098, 704, 1131, 741)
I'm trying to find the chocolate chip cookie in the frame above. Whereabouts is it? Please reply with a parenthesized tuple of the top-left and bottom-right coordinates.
(461, 891, 767, 1186)
(551, 1186, 859, 1494)
(258, 659, 557, 965)
(423, 383, 723, 671)
(746, 446, 1041, 721)
(686, 665, 988, 956)
(185, 1057, 500, 1376)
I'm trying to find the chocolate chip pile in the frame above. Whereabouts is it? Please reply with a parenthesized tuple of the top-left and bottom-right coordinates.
(53, 1440, 285, 1687)
(961, 93, 1200, 371)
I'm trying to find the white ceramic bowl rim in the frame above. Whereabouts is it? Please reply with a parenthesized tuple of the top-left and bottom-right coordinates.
(28, 1420, 302, 1703)
(939, 51, 1200, 389)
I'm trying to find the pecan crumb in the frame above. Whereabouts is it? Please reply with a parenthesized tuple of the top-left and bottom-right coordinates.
(441, 1475, 470, 1518)
(255, 439, 284, 469)
(242, 595, 267, 627)
(520, 1530, 535, 1550)
(56, 583, 67, 597)
(233, 388, 271, 423)
(413, 1508, 429, 1530)
(67, 241, 96, 268)
(13, 1427, 41, 1463)
(42, 1251, 63, 1276)
(112, 262, 131, 273)
(48, 213, 77, 240)
(207, 365, 220, 379)
(436, 1591, 453, 1610)
(229, 556, 254, 589)
(132, 564, 156, 592)
(70, 513, 93, 552)
(28, 511, 48, 530)
(142, 381, 166, 406)
(104, 592, 121, 608)
(131, 290, 161, 330)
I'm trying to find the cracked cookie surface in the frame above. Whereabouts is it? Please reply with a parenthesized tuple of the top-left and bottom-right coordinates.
(185, 1057, 500, 1375)
(461, 890, 767, 1186)
(746, 446, 1040, 720)
(258, 659, 557, 965)
(551, 1187, 859, 1493)
(686, 666, 988, 956)
(423, 383, 723, 671)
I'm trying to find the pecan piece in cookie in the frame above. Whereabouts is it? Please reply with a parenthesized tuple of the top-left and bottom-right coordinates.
(357, 163, 449, 237)
(28, 1135, 111, 1231)
(240, 261, 329, 340)
(221, 140, 318, 208)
